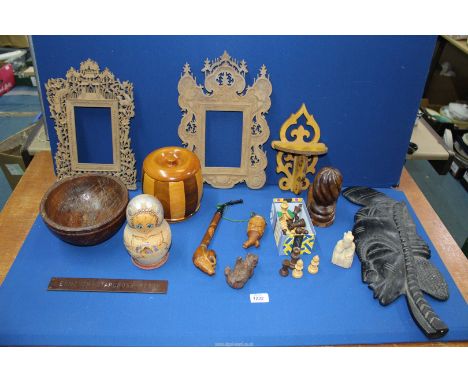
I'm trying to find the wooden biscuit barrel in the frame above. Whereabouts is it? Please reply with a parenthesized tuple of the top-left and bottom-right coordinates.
(142, 146, 203, 222)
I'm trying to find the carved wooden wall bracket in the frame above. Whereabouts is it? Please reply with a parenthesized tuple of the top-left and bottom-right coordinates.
(46, 59, 137, 189)
(271, 103, 328, 194)
(178, 51, 272, 189)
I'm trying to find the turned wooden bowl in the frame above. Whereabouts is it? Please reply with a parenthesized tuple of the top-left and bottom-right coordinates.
(40, 174, 129, 246)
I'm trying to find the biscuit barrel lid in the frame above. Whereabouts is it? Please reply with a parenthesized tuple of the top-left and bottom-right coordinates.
(142, 147, 203, 222)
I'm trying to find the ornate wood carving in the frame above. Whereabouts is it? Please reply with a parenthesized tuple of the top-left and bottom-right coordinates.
(45, 59, 137, 189)
(178, 51, 272, 189)
(271, 104, 328, 194)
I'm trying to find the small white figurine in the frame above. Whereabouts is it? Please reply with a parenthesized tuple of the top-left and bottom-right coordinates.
(292, 259, 304, 279)
(124, 194, 171, 270)
(308, 255, 320, 274)
(331, 231, 356, 269)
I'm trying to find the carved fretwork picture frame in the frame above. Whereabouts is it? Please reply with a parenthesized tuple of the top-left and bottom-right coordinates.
(178, 51, 272, 189)
(46, 59, 137, 189)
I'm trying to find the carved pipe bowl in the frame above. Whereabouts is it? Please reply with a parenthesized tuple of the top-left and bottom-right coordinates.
(40, 174, 129, 246)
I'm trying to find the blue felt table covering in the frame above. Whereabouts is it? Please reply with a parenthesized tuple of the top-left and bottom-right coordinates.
(0, 185, 466, 346)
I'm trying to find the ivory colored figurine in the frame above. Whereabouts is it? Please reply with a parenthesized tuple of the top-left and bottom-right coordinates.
(308, 255, 320, 274)
(243, 213, 267, 249)
(124, 194, 171, 269)
(292, 259, 304, 279)
(331, 231, 356, 269)
(277, 201, 294, 234)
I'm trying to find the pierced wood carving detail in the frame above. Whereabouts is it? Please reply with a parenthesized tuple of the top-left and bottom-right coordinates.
(178, 51, 272, 189)
(45, 59, 137, 189)
(272, 104, 328, 194)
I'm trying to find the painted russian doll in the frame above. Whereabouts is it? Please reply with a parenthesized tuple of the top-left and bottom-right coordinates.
(124, 194, 171, 269)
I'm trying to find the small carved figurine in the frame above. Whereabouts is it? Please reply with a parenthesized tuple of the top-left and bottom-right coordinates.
(292, 204, 303, 221)
(124, 194, 171, 269)
(332, 231, 356, 268)
(287, 218, 306, 232)
(279, 259, 291, 277)
(290, 247, 301, 267)
(243, 213, 267, 249)
(292, 259, 304, 279)
(294, 227, 309, 235)
(225, 253, 259, 289)
(307, 167, 343, 227)
(278, 201, 295, 234)
(308, 255, 320, 274)
(193, 245, 217, 276)
(288, 204, 308, 235)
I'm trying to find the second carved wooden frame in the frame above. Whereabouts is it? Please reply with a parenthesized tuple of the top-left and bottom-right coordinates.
(178, 51, 272, 189)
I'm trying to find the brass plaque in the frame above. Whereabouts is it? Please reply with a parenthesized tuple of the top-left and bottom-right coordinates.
(48, 277, 168, 294)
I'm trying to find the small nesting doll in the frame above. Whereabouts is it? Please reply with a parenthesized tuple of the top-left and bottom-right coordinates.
(124, 194, 171, 270)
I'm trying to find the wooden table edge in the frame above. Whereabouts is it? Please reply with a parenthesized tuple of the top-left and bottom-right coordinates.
(0, 152, 466, 346)
(397, 168, 468, 303)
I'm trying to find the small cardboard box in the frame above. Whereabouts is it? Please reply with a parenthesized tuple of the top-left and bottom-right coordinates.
(0, 123, 37, 189)
(269, 197, 316, 256)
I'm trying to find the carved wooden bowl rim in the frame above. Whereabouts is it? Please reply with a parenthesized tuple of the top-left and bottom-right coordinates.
(40, 173, 128, 234)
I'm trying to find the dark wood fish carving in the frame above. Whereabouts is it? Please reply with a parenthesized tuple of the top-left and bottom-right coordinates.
(342, 187, 449, 339)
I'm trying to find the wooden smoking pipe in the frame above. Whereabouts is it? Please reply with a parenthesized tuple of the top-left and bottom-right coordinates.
(193, 199, 243, 275)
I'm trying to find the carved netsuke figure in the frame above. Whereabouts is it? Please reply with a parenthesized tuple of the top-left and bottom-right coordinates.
(124, 194, 171, 269)
(307, 167, 343, 227)
(332, 231, 356, 269)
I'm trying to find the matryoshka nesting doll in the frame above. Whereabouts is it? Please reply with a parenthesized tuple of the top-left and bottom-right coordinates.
(124, 194, 171, 269)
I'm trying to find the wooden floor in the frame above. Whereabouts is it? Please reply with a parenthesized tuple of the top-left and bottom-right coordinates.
(0, 151, 466, 346)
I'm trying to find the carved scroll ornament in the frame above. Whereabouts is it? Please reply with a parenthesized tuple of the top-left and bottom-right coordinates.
(178, 51, 272, 189)
(271, 104, 328, 194)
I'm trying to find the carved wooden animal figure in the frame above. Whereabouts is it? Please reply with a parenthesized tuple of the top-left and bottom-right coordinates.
(243, 214, 267, 249)
(278, 201, 295, 234)
(307, 167, 343, 227)
(193, 244, 217, 276)
(225, 254, 259, 289)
